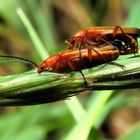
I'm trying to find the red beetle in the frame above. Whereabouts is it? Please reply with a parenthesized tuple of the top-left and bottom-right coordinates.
(66, 26, 140, 54)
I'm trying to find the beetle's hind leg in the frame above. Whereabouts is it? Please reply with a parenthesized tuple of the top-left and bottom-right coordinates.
(107, 61, 126, 70)
(79, 70, 88, 86)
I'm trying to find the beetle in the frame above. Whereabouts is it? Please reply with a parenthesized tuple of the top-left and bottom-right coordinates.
(0, 44, 123, 85)
(65, 26, 140, 54)
(38, 44, 120, 73)
(37, 44, 121, 85)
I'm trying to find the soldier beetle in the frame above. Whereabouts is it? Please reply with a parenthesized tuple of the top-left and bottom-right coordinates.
(38, 44, 119, 73)
(37, 44, 121, 85)
(0, 44, 121, 85)
(66, 26, 140, 54)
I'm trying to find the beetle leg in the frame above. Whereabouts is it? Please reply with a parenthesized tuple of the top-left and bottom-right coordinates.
(87, 47, 101, 61)
(79, 70, 88, 86)
(66, 56, 88, 85)
(112, 26, 128, 46)
(112, 26, 126, 38)
(88, 46, 110, 63)
(107, 61, 125, 70)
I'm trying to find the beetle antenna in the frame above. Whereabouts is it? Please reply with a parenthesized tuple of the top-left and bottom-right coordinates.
(0, 55, 39, 68)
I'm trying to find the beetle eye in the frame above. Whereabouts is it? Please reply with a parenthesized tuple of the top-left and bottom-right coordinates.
(70, 38, 75, 44)
(40, 65, 44, 70)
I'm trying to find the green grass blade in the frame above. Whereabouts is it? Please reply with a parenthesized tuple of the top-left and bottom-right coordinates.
(16, 8, 49, 59)
(25, 0, 58, 54)
(64, 90, 113, 140)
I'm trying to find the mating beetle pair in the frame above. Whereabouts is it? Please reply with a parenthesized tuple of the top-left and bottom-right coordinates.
(1, 26, 140, 85)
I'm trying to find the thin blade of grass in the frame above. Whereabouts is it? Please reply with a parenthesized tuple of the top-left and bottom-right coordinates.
(25, 0, 58, 54)
(16, 8, 49, 59)
(63, 90, 113, 140)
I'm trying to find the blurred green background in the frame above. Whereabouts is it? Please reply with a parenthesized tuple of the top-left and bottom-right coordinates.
(0, 0, 140, 139)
